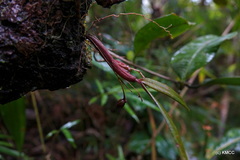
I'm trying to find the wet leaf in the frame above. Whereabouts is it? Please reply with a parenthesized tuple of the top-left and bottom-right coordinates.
(171, 32, 237, 80)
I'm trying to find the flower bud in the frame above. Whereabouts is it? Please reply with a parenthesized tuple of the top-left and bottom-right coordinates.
(116, 98, 127, 108)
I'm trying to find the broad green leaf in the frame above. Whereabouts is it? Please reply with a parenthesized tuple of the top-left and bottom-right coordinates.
(0, 98, 26, 151)
(61, 120, 80, 129)
(206, 128, 240, 159)
(203, 77, 240, 86)
(171, 32, 237, 80)
(134, 13, 194, 53)
(61, 129, 77, 149)
(141, 78, 189, 110)
(141, 84, 188, 160)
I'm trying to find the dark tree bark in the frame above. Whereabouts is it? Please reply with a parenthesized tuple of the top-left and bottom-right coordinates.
(95, 0, 126, 8)
(0, 0, 92, 104)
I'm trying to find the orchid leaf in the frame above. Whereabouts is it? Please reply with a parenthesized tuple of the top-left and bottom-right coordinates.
(141, 78, 189, 110)
(141, 84, 188, 160)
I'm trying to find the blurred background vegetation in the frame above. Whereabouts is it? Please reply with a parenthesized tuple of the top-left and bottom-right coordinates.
(0, 0, 240, 159)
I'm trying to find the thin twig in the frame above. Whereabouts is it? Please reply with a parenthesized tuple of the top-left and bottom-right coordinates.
(88, 12, 173, 38)
(222, 20, 235, 36)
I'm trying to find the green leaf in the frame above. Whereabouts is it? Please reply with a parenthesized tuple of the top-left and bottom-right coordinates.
(171, 32, 237, 80)
(60, 120, 80, 148)
(101, 94, 108, 106)
(89, 96, 98, 105)
(213, 0, 228, 6)
(46, 130, 59, 139)
(134, 13, 194, 54)
(106, 154, 116, 160)
(141, 78, 189, 110)
(61, 120, 80, 129)
(95, 79, 104, 94)
(206, 128, 240, 159)
(92, 59, 114, 73)
(124, 104, 139, 123)
(140, 84, 188, 160)
(203, 77, 240, 86)
(0, 98, 26, 151)
(117, 145, 125, 160)
(127, 93, 160, 112)
(0, 146, 28, 159)
(61, 129, 77, 149)
(0, 141, 13, 148)
(0, 134, 11, 139)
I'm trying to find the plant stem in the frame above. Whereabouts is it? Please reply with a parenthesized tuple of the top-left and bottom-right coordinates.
(31, 92, 46, 153)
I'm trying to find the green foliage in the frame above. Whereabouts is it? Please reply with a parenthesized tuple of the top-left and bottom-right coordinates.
(141, 78, 189, 110)
(134, 13, 194, 54)
(46, 120, 80, 149)
(0, 98, 26, 151)
(141, 84, 188, 160)
(1, 0, 240, 159)
(156, 135, 178, 160)
(171, 32, 237, 80)
(0, 146, 29, 159)
(203, 77, 240, 86)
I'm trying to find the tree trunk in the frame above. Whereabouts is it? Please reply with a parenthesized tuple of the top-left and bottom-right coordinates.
(0, 0, 92, 104)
